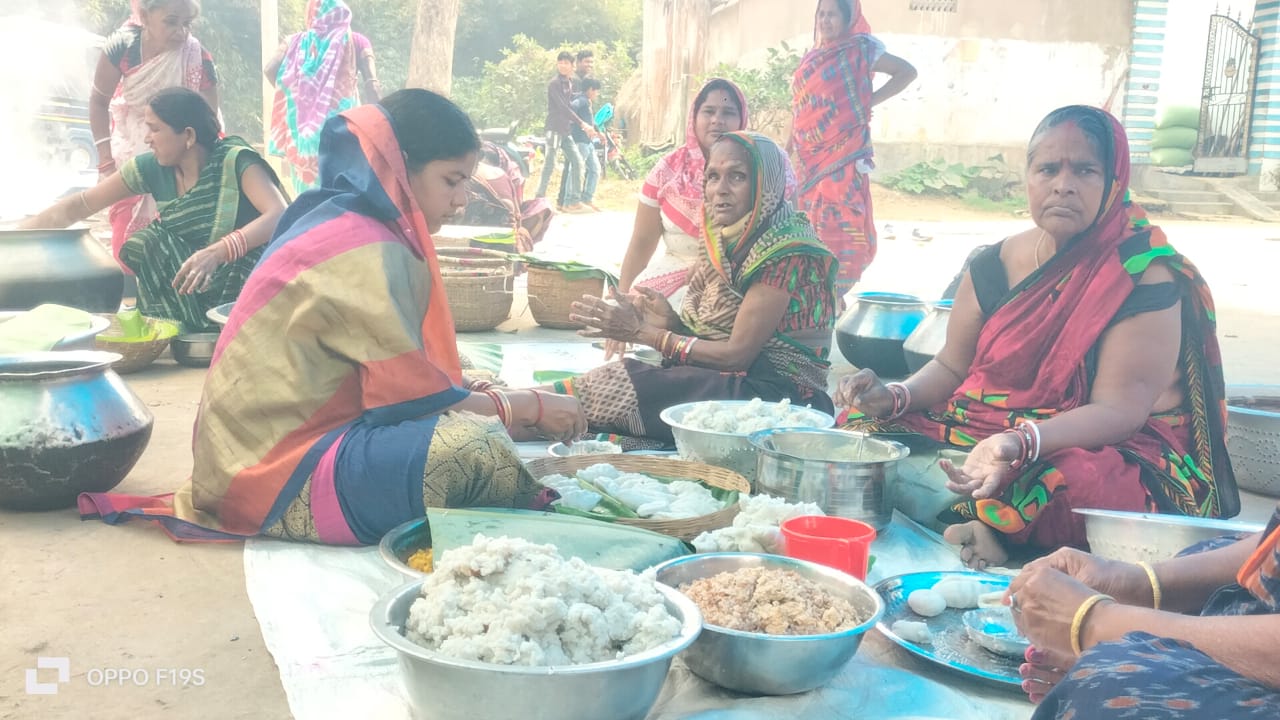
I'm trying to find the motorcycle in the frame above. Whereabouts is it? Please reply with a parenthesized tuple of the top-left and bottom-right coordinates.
(592, 103, 635, 182)
(478, 121, 534, 179)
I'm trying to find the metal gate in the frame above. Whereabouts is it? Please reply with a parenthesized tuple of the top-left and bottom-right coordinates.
(1194, 14, 1259, 174)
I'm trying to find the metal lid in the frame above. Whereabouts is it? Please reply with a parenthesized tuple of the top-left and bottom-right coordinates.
(0, 350, 121, 379)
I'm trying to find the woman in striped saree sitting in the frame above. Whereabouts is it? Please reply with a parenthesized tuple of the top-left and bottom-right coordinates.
(22, 87, 286, 332)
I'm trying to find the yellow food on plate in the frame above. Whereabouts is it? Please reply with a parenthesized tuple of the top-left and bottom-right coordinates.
(406, 547, 434, 573)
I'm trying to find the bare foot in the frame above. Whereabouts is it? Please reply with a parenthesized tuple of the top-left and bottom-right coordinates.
(943, 521, 1009, 570)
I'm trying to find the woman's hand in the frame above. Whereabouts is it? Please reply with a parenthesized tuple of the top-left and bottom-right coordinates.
(509, 391, 586, 444)
(941, 432, 1020, 499)
(833, 368, 894, 416)
(631, 286, 681, 330)
(570, 292, 647, 342)
(173, 245, 229, 295)
(1025, 547, 1154, 608)
(602, 339, 630, 361)
(1007, 563, 1101, 664)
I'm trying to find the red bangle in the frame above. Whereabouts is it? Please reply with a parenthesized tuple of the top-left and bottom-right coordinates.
(532, 390, 544, 426)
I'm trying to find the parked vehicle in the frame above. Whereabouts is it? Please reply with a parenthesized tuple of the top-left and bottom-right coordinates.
(478, 122, 533, 178)
(592, 103, 634, 181)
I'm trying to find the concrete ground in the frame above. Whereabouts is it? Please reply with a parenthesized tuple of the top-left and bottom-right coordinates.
(2, 211, 1278, 719)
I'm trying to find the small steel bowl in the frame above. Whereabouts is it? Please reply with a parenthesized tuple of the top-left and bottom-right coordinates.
(171, 332, 219, 368)
(962, 607, 1029, 659)
(652, 552, 883, 695)
(369, 578, 702, 720)
(1075, 508, 1265, 564)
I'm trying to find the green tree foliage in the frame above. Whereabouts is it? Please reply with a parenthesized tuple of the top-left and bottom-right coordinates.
(451, 35, 636, 133)
(77, 0, 636, 141)
(453, 0, 641, 76)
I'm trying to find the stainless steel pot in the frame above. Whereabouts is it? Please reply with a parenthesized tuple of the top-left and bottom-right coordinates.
(835, 292, 927, 379)
(0, 228, 124, 313)
(902, 300, 952, 374)
(750, 428, 908, 530)
(0, 351, 153, 510)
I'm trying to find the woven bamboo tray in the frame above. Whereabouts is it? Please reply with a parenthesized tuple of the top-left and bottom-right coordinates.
(526, 265, 606, 330)
(438, 247, 513, 332)
(524, 455, 749, 541)
(93, 314, 180, 374)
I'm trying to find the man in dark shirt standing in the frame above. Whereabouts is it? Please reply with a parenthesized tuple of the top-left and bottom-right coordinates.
(570, 78, 602, 212)
(535, 50, 588, 211)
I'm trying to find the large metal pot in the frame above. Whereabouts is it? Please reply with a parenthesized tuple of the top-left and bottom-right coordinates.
(750, 428, 908, 530)
(0, 351, 153, 511)
(835, 292, 927, 379)
(0, 228, 124, 312)
(902, 300, 952, 374)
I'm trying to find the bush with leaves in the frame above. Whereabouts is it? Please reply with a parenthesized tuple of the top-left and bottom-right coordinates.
(883, 155, 1021, 201)
(450, 35, 637, 135)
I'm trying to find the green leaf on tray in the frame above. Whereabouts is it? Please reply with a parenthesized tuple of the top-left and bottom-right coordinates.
(532, 370, 577, 383)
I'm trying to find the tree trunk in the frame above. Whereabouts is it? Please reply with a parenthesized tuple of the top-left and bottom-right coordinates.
(406, 0, 462, 95)
(640, 0, 712, 146)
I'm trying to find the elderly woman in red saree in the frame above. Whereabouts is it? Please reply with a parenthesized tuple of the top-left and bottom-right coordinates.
(556, 132, 839, 443)
(790, 0, 916, 298)
(91, 0, 220, 273)
(78, 90, 585, 544)
(837, 106, 1238, 569)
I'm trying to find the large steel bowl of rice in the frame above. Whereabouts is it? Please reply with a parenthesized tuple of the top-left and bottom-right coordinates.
(370, 577, 702, 720)
(660, 399, 835, 485)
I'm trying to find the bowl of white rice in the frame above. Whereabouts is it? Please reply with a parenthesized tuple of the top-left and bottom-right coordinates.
(370, 535, 703, 720)
(660, 399, 835, 485)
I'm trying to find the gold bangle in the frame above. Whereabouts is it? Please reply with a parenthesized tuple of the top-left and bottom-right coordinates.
(1137, 561, 1162, 610)
(1070, 593, 1113, 655)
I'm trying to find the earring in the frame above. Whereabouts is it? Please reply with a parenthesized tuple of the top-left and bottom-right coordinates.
(187, 141, 193, 150)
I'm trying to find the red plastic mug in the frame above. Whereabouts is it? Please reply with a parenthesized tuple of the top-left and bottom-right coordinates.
(780, 515, 877, 580)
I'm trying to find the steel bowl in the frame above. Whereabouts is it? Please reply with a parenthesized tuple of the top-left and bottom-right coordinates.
(206, 302, 234, 327)
(652, 552, 884, 695)
(1226, 384, 1280, 497)
(961, 607, 1029, 659)
(369, 578, 702, 720)
(0, 310, 111, 351)
(1075, 508, 1265, 564)
(171, 332, 219, 368)
(750, 428, 908, 530)
(659, 400, 835, 484)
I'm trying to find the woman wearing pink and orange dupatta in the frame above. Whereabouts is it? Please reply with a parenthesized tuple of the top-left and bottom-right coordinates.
(79, 90, 585, 545)
(91, 0, 221, 273)
(790, 0, 916, 298)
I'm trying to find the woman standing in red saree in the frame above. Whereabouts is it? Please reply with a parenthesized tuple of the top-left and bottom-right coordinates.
(789, 0, 915, 298)
(837, 106, 1238, 568)
(91, 0, 220, 273)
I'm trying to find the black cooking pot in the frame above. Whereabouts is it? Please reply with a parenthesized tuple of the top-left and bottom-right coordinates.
(835, 292, 928, 379)
(0, 228, 124, 312)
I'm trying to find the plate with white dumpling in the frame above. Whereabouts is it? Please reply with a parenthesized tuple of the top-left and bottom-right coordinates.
(874, 571, 1025, 689)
